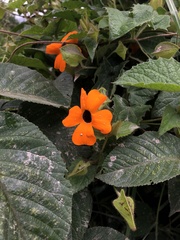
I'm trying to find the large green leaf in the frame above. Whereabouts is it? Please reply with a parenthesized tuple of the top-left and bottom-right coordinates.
(115, 58, 180, 92)
(106, 5, 153, 40)
(82, 227, 129, 240)
(0, 63, 69, 108)
(97, 132, 180, 187)
(107, 4, 169, 41)
(0, 112, 72, 240)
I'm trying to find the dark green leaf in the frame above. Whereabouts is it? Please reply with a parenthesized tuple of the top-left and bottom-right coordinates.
(0, 63, 69, 107)
(152, 92, 180, 117)
(113, 95, 150, 124)
(67, 158, 97, 193)
(0, 111, 72, 240)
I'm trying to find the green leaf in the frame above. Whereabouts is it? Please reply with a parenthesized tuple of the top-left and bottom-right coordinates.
(97, 131, 180, 187)
(0, 63, 69, 108)
(106, 4, 170, 40)
(115, 58, 180, 92)
(111, 120, 139, 139)
(151, 11, 170, 30)
(159, 105, 180, 135)
(68, 189, 92, 240)
(152, 42, 179, 58)
(152, 92, 180, 117)
(168, 176, 180, 216)
(67, 160, 91, 177)
(8, 0, 27, 9)
(113, 189, 136, 231)
(112, 95, 150, 124)
(0, 7, 5, 19)
(127, 87, 157, 106)
(11, 55, 48, 71)
(20, 25, 44, 36)
(0, 111, 72, 240)
(61, 44, 86, 67)
(107, 5, 154, 40)
(114, 41, 128, 60)
(149, 0, 164, 10)
(82, 227, 129, 240)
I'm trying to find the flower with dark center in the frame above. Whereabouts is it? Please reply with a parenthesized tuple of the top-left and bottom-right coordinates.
(62, 88, 113, 146)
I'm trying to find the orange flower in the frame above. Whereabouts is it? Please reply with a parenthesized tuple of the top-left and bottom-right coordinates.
(62, 88, 113, 146)
(46, 31, 78, 72)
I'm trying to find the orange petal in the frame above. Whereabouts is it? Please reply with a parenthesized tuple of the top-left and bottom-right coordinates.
(72, 122, 96, 146)
(54, 53, 66, 72)
(46, 43, 62, 55)
(86, 89, 108, 113)
(61, 31, 78, 44)
(80, 88, 88, 111)
(62, 106, 83, 127)
(92, 109, 113, 134)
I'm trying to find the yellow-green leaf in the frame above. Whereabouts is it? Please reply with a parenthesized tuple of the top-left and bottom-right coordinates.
(112, 189, 136, 231)
(149, 0, 164, 10)
(67, 160, 91, 178)
(114, 41, 128, 60)
(152, 41, 179, 59)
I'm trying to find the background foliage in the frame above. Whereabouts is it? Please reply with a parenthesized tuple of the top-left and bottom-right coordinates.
(0, 0, 180, 239)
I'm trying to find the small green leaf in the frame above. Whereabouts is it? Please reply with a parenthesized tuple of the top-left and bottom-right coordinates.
(61, 44, 86, 67)
(152, 42, 179, 58)
(149, 0, 164, 10)
(67, 160, 91, 177)
(159, 105, 180, 135)
(111, 120, 139, 139)
(114, 41, 128, 60)
(115, 58, 180, 92)
(113, 189, 136, 231)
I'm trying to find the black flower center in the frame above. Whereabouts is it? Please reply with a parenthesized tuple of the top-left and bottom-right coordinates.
(83, 110, 92, 123)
